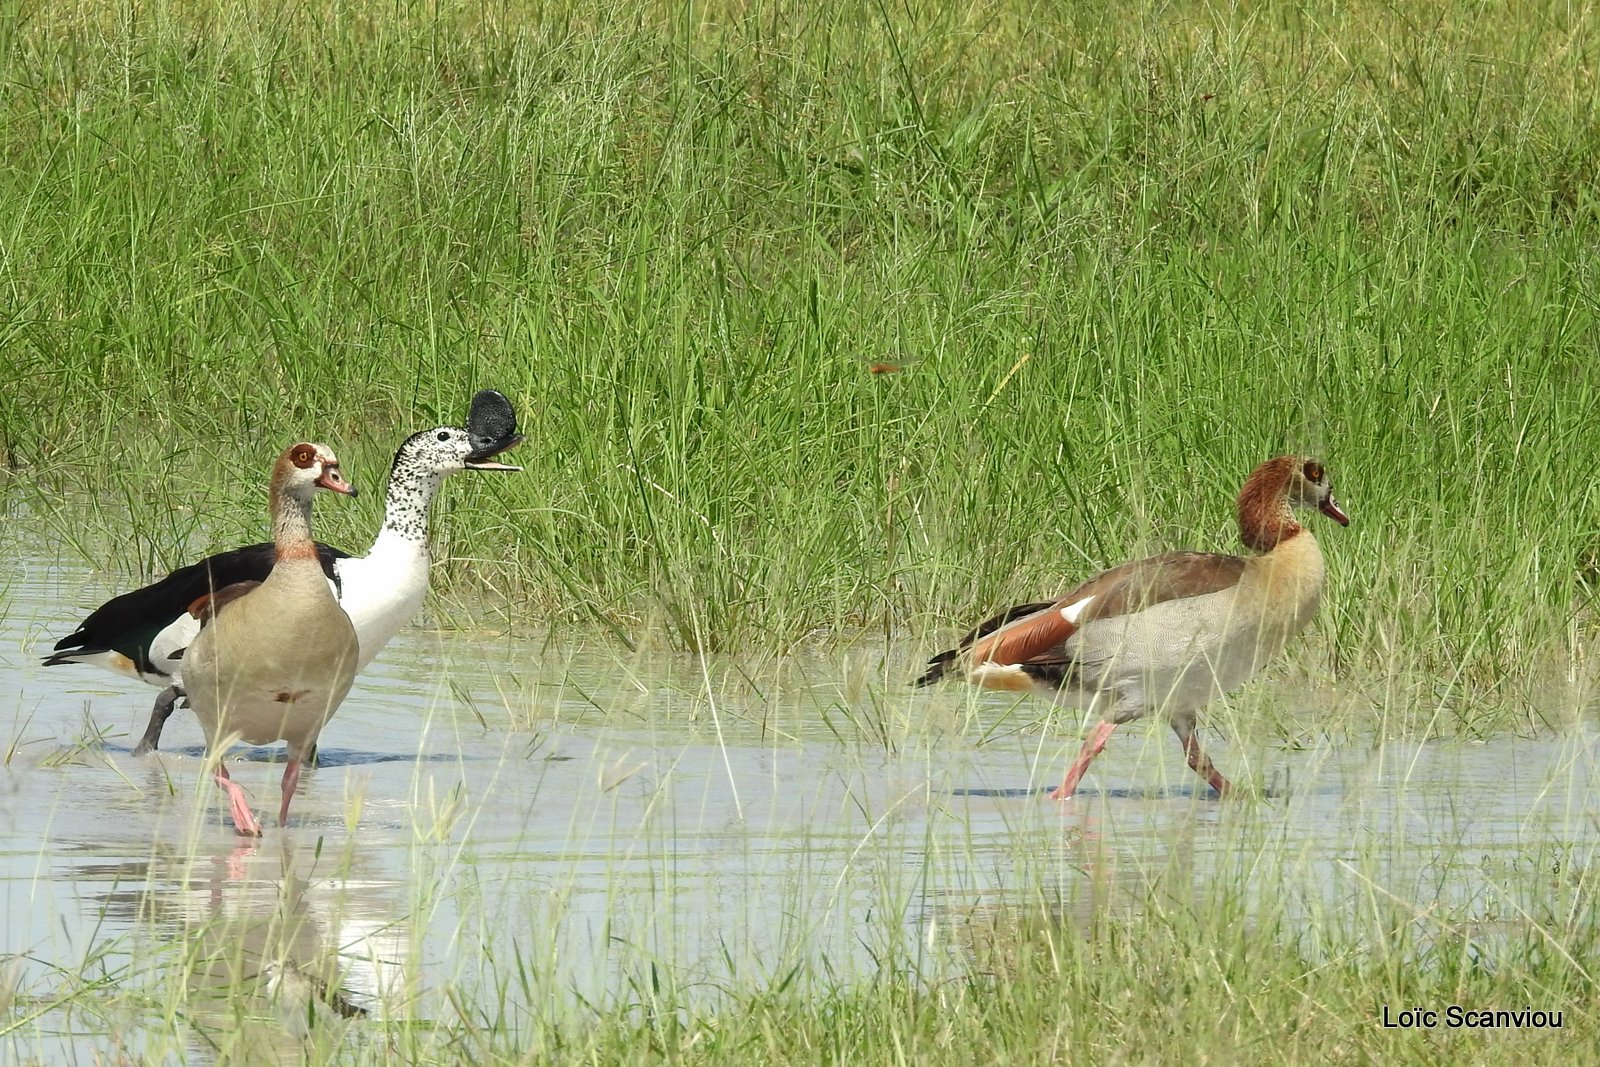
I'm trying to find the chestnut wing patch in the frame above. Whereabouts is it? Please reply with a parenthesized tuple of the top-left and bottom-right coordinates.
(968, 603, 1089, 668)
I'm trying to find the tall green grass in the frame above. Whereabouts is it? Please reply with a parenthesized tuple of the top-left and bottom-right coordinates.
(2, 0, 1598, 689)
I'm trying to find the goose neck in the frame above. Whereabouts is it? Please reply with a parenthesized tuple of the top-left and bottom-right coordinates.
(379, 456, 445, 544)
(1236, 457, 1302, 553)
(272, 485, 319, 562)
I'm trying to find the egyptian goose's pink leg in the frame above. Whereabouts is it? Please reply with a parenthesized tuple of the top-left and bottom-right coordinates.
(215, 762, 263, 837)
(1180, 731, 1232, 797)
(1049, 720, 1117, 800)
(279, 759, 303, 828)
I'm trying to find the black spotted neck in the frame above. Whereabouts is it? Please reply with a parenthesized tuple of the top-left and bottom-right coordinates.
(380, 449, 447, 543)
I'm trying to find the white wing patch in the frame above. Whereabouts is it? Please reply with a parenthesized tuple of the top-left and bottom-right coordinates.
(1060, 595, 1096, 625)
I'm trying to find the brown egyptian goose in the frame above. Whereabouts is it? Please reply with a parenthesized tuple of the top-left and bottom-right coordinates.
(918, 456, 1349, 800)
(182, 443, 360, 836)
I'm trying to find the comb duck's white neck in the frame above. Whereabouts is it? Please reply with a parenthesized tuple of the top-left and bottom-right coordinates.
(364, 447, 452, 564)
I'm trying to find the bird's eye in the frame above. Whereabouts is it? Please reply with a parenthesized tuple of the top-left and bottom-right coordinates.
(437, 431, 450, 442)
(1302, 461, 1324, 482)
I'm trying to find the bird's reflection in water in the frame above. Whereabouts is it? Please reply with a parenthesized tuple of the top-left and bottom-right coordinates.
(76, 831, 409, 1061)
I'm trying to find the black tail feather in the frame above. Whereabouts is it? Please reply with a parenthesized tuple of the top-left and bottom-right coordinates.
(41, 646, 110, 668)
(915, 650, 959, 687)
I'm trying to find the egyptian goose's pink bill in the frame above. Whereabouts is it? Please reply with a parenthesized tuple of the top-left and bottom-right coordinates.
(314, 462, 357, 496)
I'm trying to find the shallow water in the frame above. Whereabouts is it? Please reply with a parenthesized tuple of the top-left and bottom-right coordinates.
(2, 550, 1598, 1061)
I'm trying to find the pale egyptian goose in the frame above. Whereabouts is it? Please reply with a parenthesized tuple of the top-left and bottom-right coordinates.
(44, 390, 522, 754)
(918, 456, 1349, 799)
(183, 442, 360, 836)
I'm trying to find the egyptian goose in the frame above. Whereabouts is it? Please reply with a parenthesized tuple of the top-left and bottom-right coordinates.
(43, 391, 522, 753)
(918, 456, 1349, 800)
(183, 442, 359, 835)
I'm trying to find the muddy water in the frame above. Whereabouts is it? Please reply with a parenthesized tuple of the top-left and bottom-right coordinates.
(3, 551, 1598, 1060)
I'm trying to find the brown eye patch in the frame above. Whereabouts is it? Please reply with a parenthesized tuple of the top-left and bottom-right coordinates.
(1302, 461, 1324, 483)
(290, 445, 317, 468)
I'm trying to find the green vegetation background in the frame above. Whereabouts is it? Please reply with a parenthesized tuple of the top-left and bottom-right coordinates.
(3, 0, 1598, 678)
(3, 3, 1599, 1062)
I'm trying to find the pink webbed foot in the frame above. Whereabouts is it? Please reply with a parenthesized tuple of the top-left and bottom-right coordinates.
(215, 766, 263, 837)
